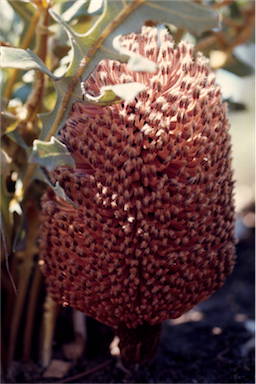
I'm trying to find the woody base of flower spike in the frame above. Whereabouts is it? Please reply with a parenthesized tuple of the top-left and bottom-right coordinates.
(113, 321, 162, 368)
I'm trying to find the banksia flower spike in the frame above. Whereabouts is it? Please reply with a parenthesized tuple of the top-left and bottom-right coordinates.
(40, 26, 236, 367)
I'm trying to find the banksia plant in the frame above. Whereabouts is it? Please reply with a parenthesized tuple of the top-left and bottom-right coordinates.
(39, 26, 236, 367)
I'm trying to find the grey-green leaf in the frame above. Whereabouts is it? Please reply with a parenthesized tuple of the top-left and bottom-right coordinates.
(0, 47, 57, 79)
(29, 136, 75, 171)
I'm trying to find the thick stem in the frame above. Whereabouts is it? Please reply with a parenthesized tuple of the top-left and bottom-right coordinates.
(114, 321, 162, 369)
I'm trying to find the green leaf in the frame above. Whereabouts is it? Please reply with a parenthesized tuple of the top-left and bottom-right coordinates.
(0, 47, 57, 79)
(29, 136, 76, 172)
(32, 166, 79, 208)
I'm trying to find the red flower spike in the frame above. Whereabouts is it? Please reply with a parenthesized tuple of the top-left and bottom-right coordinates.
(40, 26, 236, 368)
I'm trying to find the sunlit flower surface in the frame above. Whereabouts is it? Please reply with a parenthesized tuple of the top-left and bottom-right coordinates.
(40, 26, 236, 337)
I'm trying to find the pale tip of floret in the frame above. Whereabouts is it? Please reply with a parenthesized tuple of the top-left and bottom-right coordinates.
(141, 123, 154, 135)
(155, 128, 165, 137)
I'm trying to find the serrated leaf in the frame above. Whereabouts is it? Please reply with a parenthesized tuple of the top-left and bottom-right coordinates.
(30, 136, 75, 172)
(32, 166, 78, 208)
(0, 47, 57, 79)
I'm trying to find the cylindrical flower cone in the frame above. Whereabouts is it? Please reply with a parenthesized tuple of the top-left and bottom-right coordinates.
(39, 26, 236, 368)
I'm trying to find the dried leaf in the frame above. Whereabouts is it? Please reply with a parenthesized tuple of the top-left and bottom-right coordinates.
(43, 360, 72, 379)
(62, 335, 85, 361)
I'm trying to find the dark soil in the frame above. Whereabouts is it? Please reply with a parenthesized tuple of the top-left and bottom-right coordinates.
(3, 227, 255, 384)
